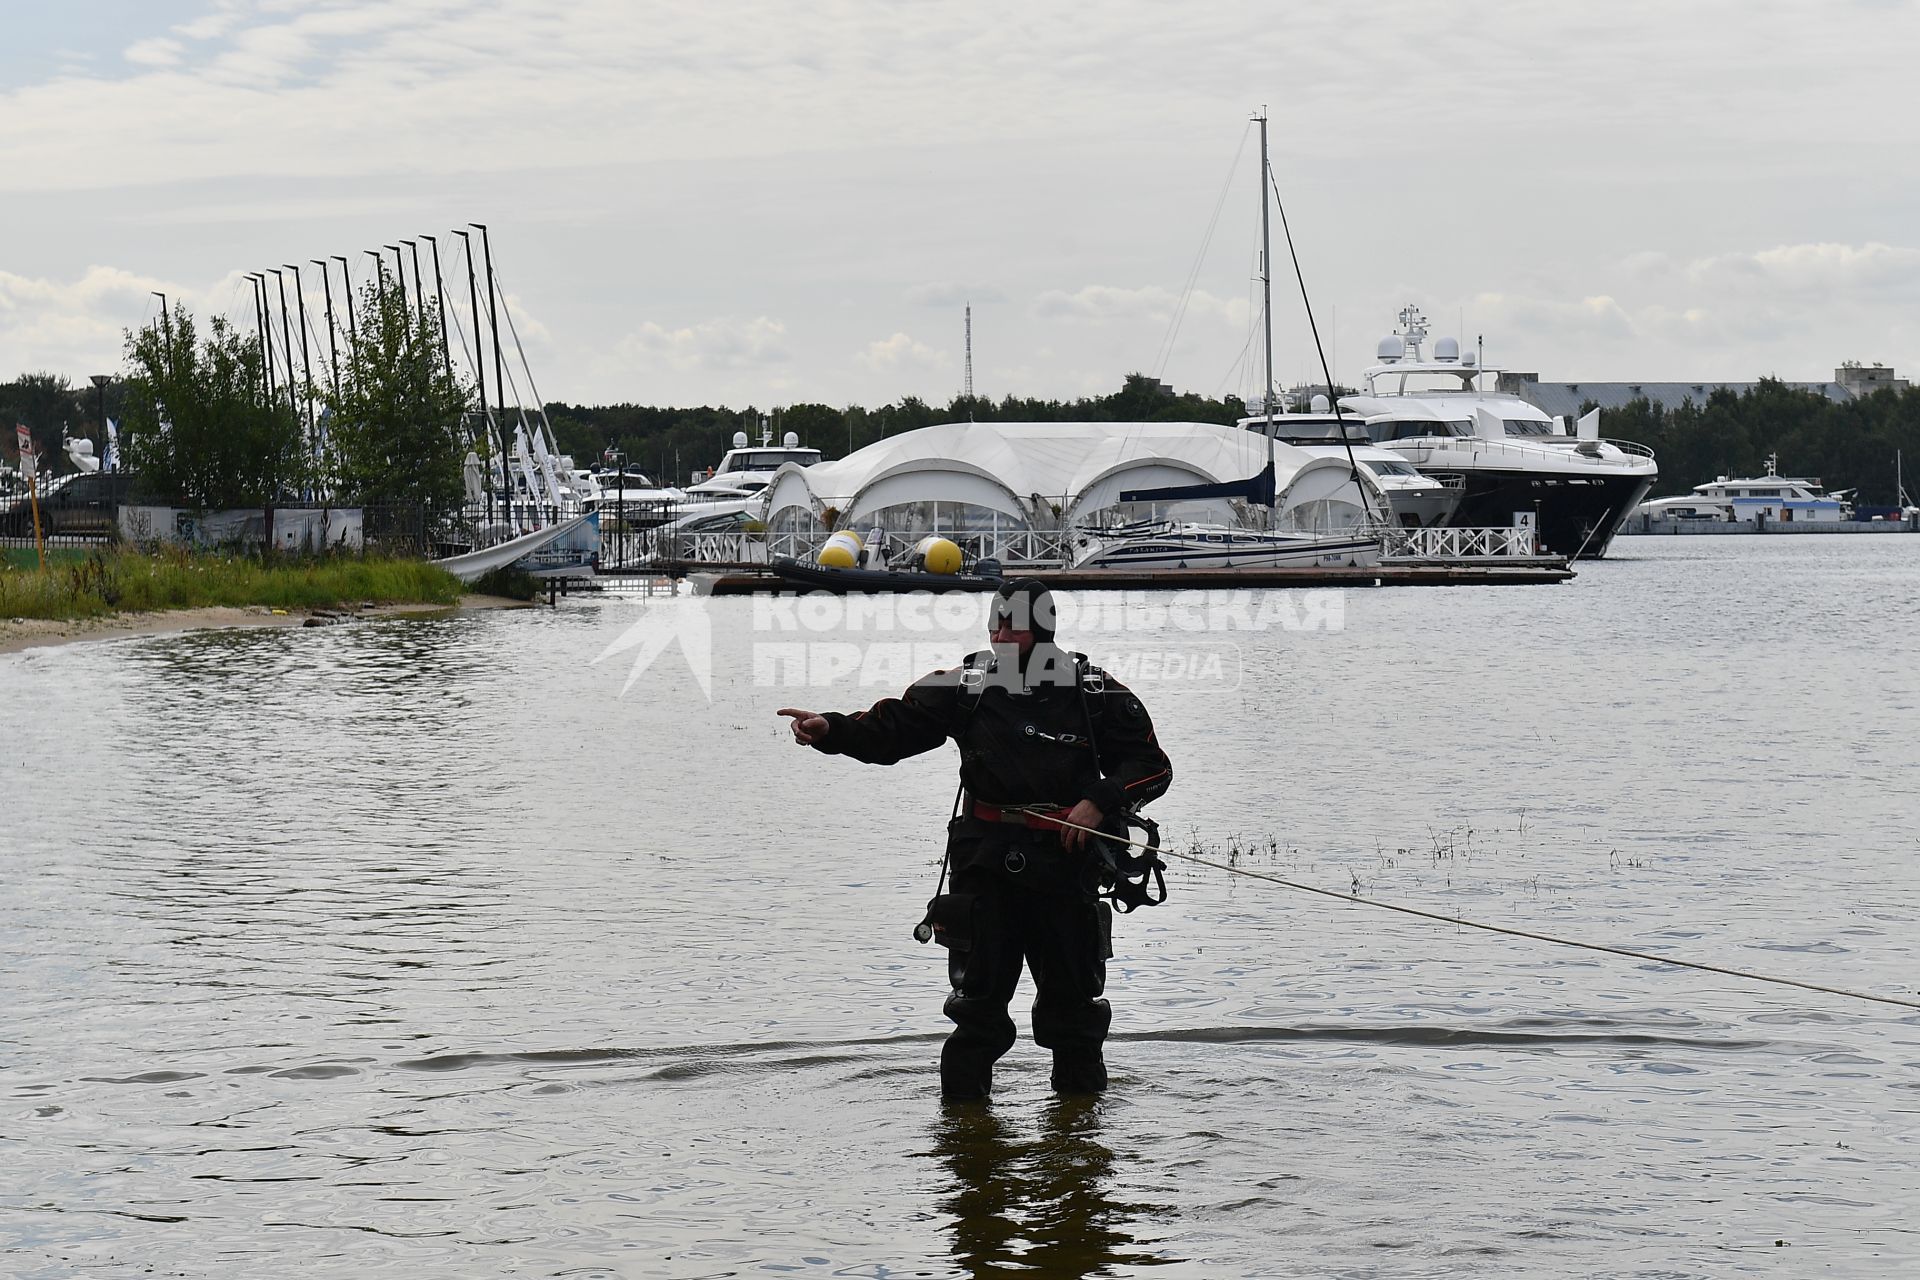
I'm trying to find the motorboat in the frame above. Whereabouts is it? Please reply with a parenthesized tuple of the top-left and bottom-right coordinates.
(1069, 520, 1380, 570)
(1635, 456, 1851, 523)
(685, 427, 823, 500)
(591, 466, 683, 510)
(1339, 307, 1658, 558)
(1239, 399, 1461, 529)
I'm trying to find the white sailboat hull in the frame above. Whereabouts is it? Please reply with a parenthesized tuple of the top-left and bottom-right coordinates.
(1070, 525, 1380, 570)
(432, 514, 595, 584)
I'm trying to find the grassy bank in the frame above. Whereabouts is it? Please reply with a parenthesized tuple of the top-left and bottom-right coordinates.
(0, 548, 465, 621)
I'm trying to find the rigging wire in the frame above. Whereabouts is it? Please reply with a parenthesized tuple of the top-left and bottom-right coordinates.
(1266, 157, 1388, 526)
(1035, 812, 1920, 1015)
(1151, 126, 1251, 383)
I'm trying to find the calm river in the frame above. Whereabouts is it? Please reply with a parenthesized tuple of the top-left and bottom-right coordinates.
(4, 536, 1918, 1278)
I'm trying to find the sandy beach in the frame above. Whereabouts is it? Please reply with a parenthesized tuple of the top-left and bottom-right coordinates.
(0, 595, 529, 656)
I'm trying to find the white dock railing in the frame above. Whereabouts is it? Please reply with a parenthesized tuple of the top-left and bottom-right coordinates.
(642, 524, 1548, 567)
(1380, 526, 1540, 560)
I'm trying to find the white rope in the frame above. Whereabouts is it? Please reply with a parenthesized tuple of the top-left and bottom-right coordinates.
(1038, 813, 1920, 1014)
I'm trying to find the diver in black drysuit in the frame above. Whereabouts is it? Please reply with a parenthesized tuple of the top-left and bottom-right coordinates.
(778, 580, 1172, 1100)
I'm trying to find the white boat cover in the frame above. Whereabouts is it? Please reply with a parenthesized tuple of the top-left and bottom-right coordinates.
(760, 421, 1385, 532)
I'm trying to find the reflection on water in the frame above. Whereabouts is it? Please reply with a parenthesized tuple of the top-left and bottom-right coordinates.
(3, 538, 1919, 1277)
(931, 1097, 1167, 1277)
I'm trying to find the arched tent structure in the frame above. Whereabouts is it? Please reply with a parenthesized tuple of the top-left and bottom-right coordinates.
(759, 421, 1387, 554)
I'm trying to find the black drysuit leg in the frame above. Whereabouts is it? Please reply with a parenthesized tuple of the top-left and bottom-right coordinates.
(940, 868, 1110, 1098)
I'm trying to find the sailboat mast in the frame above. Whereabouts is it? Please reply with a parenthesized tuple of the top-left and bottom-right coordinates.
(1257, 109, 1275, 487)
(285, 264, 315, 436)
(424, 234, 454, 385)
(331, 255, 356, 353)
(311, 259, 340, 397)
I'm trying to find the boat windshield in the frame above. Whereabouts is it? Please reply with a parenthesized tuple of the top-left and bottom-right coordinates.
(1367, 420, 1474, 442)
(1365, 460, 1422, 477)
(717, 449, 821, 473)
(1504, 420, 1558, 436)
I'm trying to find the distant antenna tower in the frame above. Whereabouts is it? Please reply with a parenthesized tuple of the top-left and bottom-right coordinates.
(964, 303, 973, 400)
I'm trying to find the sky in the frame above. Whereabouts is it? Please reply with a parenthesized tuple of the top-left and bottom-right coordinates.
(4, 0, 1918, 415)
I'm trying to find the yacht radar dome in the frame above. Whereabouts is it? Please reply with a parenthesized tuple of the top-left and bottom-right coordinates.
(783, 431, 799, 449)
(732, 431, 749, 449)
(1434, 336, 1461, 362)
(1377, 335, 1406, 362)
(1310, 394, 1331, 413)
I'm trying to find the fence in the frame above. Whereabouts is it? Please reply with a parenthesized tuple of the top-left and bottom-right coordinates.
(1380, 526, 1541, 560)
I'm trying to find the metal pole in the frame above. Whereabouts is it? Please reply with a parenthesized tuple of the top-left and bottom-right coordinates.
(312, 259, 340, 397)
(476, 223, 511, 526)
(332, 255, 357, 352)
(366, 250, 387, 317)
(475, 222, 505, 440)
(424, 234, 453, 386)
(90, 375, 110, 465)
(451, 228, 493, 530)
(1258, 110, 1274, 457)
(152, 292, 173, 377)
(271, 269, 298, 418)
(247, 274, 273, 401)
(403, 239, 427, 341)
(285, 264, 316, 435)
(386, 244, 410, 355)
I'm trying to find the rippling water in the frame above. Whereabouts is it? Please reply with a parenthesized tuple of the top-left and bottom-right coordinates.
(5, 537, 1918, 1277)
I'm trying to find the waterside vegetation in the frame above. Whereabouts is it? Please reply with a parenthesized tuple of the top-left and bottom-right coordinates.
(0, 549, 464, 622)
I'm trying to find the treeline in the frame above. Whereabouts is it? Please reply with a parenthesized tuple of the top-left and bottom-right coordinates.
(14, 363, 1919, 506)
(1589, 380, 1920, 505)
(546, 374, 1246, 487)
(0, 373, 128, 468)
(550, 373, 1920, 505)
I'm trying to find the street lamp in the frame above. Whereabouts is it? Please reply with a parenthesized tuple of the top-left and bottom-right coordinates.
(89, 375, 111, 473)
(606, 448, 626, 570)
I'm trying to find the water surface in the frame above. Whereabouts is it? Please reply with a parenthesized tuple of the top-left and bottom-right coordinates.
(4, 537, 1918, 1276)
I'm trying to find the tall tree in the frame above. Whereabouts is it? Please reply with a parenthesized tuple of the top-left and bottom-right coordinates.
(120, 305, 307, 507)
(321, 274, 473, 507)
(0, 373, 80, 473)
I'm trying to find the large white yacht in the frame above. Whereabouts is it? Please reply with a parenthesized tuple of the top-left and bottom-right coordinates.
(1635, 457, 1851, 523)
(1338, 307, 1658, 558)
(684, 428, 824, 500)
(1238, 397, 1462, 529)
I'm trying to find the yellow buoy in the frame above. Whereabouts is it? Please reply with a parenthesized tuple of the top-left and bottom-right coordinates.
(914, 535, 963, 575)
(817, 529, 864, 568)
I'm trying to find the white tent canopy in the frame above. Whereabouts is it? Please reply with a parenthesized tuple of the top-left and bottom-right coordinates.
(760, 421, 1387, 535)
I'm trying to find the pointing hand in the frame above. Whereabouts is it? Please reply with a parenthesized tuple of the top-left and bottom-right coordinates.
(778, 708, 830, 746)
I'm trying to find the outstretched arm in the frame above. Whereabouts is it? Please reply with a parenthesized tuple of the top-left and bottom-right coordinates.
(777, 708, 830, 745)
(775, 670, 961, 765)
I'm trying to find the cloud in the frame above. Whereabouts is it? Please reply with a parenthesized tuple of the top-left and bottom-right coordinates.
(1032, 284, 1244, 326)
(1472, 292, 1636, 341)
(905, 282, 1008, 308)
(855, 332, 946, 372)
(618, 316, 789, 372)
(1684, 241, 1920, 298)
(124, 38, 185, 67)
(0, 264, 194, 375)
